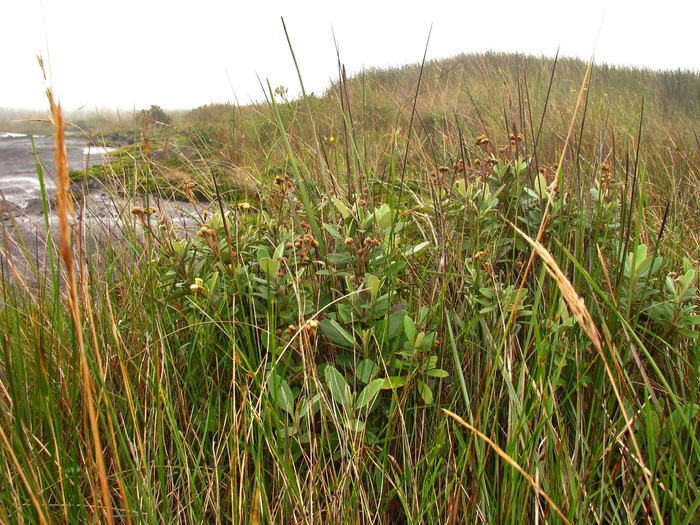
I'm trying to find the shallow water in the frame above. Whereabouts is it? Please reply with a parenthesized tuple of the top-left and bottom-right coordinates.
(0, 133, 112, 211)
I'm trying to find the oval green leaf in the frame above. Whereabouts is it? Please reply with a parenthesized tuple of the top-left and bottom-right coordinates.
(356, 378, 384, 409)
(320, 319, 355, 348)
(325, 365, 351, 408)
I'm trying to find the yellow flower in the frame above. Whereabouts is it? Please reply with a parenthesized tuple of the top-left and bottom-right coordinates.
(329, 136, 335, 143)
(190, 278, 205, 293)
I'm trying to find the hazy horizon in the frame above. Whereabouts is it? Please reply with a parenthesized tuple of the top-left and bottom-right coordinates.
(2, 0, 698, 112)
(2, 51, 698, 115)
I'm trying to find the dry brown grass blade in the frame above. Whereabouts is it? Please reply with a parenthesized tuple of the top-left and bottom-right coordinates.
(251, 487, 261, 525)
(0, 422, 48, 524)
(443, 409, 571, 525)
(46, 87, 115, 525)
(508, 222, 663, 521)
(47, 90, 74, 269)
(509, 222, 601, 352)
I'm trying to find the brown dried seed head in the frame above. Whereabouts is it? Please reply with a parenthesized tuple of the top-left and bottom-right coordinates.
(476, 134, 490, 146)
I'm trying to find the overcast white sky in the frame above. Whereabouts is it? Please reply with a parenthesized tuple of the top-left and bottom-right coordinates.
(1, 1, 698, 111)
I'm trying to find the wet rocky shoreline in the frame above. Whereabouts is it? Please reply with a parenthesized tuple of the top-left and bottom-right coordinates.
(0, 134, 199, 288)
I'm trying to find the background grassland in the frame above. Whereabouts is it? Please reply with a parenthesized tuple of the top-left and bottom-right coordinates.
(1, 51, 700, 524)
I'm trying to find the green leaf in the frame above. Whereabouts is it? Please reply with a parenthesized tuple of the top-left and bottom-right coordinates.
(364, 430, 379, 444)
(173, 241, 187, 256)
(356, 379, 384, 409)
(376, 204, 392, 230)
(345, 418, 365, 432)
(337, 302, 354, 324)
(335, 354, 354, 367)
(259, 258, 279, 277)
(366, 273, 381, 301)
(425, 368, 449, 378)
(454, 179, 466, 198)
(267, 371, 295, 415)
(386, 309, 407, 339)
(356, 359, 378, 383)
(320, 319, 355, 348)
(297, 394, 321, 418)
(417, 380, 434, 404)
(256, 247, 271, 264)
(381, 376, 408, 389)
(328, 253, 356, 266)
(670, 403, 700, 427)
(403, 241, 430, 256)
(331, 196, 352, 219)
(403, 316, 416, 345)
(533, 172, 548, 199)
(325, 366, 351, 408)
(323, 222, 345, 240)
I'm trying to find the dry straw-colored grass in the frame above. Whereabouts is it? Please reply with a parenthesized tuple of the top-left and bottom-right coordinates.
(46, 80, 116, 525)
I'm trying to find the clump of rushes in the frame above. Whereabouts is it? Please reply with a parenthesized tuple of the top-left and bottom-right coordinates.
(1, 47, 699, 524)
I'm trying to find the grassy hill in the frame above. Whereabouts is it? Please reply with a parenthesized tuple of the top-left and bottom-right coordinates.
(1, 52, 700, 523)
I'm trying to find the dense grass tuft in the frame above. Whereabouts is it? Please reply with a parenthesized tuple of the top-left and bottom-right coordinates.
(1, 51, 700, 524)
